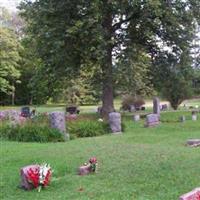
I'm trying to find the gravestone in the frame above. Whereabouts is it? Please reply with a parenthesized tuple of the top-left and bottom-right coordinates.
(187, 139, 200, 147)
(180, 116, 186, 122)
(130, 105, 135, 112)
(20, 165, 40, 190)
(153, 97, 160, 116)
(66, 106, 80, 114)
(192, 114, 197, 121)
(179, 188, 200, 200)
(109, 112, 121, 133)
(49, 111, 69, 140)
(160, 104, 168, 111)
(78, 164, 94, 176)
(21, 107, 30, 118)
(133, 114, 140, 121)
(192, 111, 198, 121)
(145, 114, 160, 127)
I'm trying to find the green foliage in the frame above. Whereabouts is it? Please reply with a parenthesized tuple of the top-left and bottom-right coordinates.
(19, 0, 200, 113)
(153, 51, 194, 109)
(0, 124, 64, 142)
(116, 48, 155, 96)
(0, 27, 21, 94)
(68, 120, 110, 138)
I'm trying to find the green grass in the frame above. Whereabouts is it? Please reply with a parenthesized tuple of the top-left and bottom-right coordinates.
(0, 111, 200, 199)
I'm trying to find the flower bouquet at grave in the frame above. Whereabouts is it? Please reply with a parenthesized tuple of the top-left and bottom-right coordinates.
(78, 157, 98, 175)
(88, 157, 98, 172)
(25, 163, 52, 192)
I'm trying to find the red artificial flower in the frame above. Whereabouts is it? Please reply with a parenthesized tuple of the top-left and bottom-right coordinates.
(89, 157, 97, 164)
(27, 168, 39, 188)
(43, 170, 51, 187)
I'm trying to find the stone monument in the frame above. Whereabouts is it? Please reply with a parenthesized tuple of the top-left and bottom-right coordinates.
(109, 112, 122, 133)
(49, 111, 69, 140)
(145, 114, 160, 127)
(153, 97, 160, 116)
(187, 139, 200, 147)
(133, 114, 140, 121)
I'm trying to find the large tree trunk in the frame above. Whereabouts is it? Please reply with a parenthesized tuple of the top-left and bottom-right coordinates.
(101, 2, 115, 118)
(101, 50, 114, 118)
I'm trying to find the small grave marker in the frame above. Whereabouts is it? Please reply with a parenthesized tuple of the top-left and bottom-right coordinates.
(187, 139, 200, 147)
(145, 114, 160, 127)
(180, 116, 186, 122)
(133, 114, 140, 121)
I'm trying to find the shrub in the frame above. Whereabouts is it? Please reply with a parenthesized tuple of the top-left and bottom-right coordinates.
(68, 120, 110, 138)
(0, 124, 65, 142)
(121, 95, 145, 111)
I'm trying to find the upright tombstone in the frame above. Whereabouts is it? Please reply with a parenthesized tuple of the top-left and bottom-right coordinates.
(180, 115, 186, 122)
(192, 111, 198, 121)
(109, 112, 121, 134)
(179, 188, 200, 200)
(145, 114, 160, 127)
(133, 114, 140, 122)
(49, 111, 69, 140)
(130, 105, 135, 112)
(153, 97, 160, 116)
(21, 107, 30, 118)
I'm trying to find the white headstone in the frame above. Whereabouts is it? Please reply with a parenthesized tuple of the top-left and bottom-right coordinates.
(133, 114, 140, 121)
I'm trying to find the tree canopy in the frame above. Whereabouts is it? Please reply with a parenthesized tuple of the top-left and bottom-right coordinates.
(16, 0, 200, 111)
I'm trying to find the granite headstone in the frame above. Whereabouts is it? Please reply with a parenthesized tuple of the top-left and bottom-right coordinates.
(109, 112, 121, 133)
(49, 111, 69, 140)
(145, 114, 160, 127)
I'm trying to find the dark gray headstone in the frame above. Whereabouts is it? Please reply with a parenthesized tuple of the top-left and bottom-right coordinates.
(109, 112, 121, 133)
(49, 111, 69, 140)
(20, 165, 39, 190)
(153, 97, 160, 116)
(145, 114, 160, 127)
(21, 107, 30, 118)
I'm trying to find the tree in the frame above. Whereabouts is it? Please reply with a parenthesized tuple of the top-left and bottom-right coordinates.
(115, 47, 155, 97)
(20, 0, 200, 116)
(153, 50, 194, 109)
(0, 27, 21, 104)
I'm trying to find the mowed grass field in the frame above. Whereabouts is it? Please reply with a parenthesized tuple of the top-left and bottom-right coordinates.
(0, 111, 200, 200)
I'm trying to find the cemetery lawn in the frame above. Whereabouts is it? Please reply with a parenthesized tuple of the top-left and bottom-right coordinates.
(0, 112, 200, 200)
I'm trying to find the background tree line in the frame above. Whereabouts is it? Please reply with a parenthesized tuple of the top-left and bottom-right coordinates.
(0, 1, 200, 113)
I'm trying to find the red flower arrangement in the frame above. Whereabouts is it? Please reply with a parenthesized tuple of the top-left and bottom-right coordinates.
(26, 164, 52, 192)
(89, 157, 97, 172)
